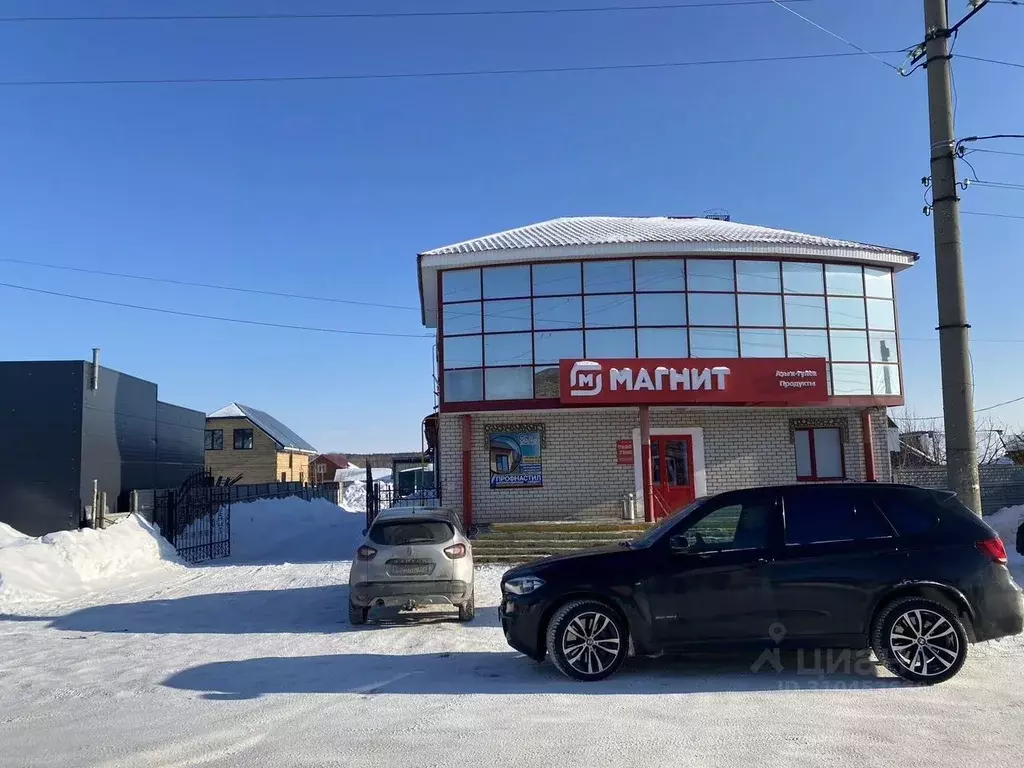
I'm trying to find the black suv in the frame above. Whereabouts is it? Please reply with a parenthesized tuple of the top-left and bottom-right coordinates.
(499, 484, 1023, 683)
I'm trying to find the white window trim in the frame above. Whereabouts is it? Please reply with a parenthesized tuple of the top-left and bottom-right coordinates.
(630, 427, 707, 516)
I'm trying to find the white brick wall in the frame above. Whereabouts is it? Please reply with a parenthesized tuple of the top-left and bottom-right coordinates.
(439, 406, 892, 523)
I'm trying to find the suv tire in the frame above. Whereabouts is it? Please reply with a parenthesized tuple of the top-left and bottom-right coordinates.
(871, 596, 968, 684)
(458, 594, 475, 622)
(348, 600, 368, 626)
(546, 599, 628, 682)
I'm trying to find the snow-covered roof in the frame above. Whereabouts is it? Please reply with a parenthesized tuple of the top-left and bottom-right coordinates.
(207, 403, 317, 454)
(335, 466, 393, 484)
(417, 216, 918, 326)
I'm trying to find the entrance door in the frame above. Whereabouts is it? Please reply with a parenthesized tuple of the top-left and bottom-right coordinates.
(650, 436, 695, 520)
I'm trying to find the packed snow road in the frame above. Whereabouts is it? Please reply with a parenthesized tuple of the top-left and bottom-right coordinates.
(1, 500, 1023, 768)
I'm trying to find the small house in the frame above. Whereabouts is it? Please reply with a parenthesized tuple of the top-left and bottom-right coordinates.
(205, 403, 316, 484)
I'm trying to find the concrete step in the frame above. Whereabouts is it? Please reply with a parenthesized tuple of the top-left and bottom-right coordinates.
(488, 521, 648, 534)
(473, 543, 620, 557)
(472, 538, 626, 551)
(475, 529, 643, 542)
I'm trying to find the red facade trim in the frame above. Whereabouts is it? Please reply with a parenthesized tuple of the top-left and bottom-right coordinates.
(440, 394, 902, 414)
(461, 414, 472, 528)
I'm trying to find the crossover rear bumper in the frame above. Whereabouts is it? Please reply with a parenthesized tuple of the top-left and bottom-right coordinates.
(350, 580, 471, 608)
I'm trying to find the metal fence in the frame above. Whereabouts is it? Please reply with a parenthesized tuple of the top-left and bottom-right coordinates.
(892, 464, 1024, 515)
(151, 470, 232, 564)
(228, 481, 340, 505)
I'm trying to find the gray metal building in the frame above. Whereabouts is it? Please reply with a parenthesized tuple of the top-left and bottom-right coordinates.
(0, 359, 205, 537)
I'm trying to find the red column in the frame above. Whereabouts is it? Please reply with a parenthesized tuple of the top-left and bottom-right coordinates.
(639, 405, 654, 523)
(861, 408, 877, 482)
(461, 414, 473, 527)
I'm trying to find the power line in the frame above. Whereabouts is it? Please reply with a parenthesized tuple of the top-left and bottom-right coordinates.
(957, 53, 1024, 70)
(962, 210, 1024, 220)
(0, 281, 431, 338)
(899, 394, 1024, 422)
(0, 1, 815, 23)
(766, 0, 900, 72)
(971, 179, 1024, 192)
(0, 50, 903, 87)
(969, 147, 1024, 158)
(0, 256, 421, 312)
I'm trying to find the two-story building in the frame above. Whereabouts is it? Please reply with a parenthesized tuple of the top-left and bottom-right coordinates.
(205, 403, 317, 484)
(417, 216, 915, 524)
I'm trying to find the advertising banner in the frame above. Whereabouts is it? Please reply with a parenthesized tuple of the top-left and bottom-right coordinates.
(488, 429, 543, 488)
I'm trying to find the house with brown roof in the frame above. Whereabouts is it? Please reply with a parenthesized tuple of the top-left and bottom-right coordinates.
(309, 453, 349, 484)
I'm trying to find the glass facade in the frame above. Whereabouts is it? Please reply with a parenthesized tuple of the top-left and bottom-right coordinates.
(439, 258, 900, 402)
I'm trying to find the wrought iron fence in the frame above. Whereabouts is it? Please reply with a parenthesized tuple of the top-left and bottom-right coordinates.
(152, 469, 232, 564)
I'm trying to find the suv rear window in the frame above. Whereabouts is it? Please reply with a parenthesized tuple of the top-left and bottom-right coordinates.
(368, 521, 454, 546)
(872, 487, 941, 536)
(783, 487, 893, 545)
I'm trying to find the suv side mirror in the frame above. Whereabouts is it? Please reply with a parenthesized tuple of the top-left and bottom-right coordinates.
(669, 534, 690, 554)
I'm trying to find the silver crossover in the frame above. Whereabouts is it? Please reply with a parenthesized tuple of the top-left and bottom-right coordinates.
(348, 507, 475, 624)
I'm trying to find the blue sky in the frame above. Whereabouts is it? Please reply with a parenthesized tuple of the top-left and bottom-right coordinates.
(2, 0, 1022, 452)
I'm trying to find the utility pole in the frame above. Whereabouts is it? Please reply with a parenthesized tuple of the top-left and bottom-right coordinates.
(923, 0, 981, 513)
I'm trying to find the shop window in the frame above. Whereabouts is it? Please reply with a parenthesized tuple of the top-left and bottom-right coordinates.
(784, 296, 826, 328)
(533, 262, 581, 296)
(831, 363, 872, 395)
(869, 332, 898, 363)
(737, 293, 782, 326)
(782, 262, 824, 295)
(794, 427, 844, 481)
(687, 259, 734, 292)
(635, 259, 685, 291)
(688, 293, 736, 326)
(866, 298, 896, 331)
(584, 294, 635, 327)
(786, 329, 829, 359)
(533, 296, 582, 330)
(827, 296, 866, 329)
(636, 293, 686, 326)
(584, 260, 633, 294)
(739, 328, 785, 357)
(637, 327, 688, 357)
(443, 335, 482, 368)
(482, 265, 530, 299)
(204, 429, 223, 451)
(533, 366, 560, 398)
(483, 299, 531, 333)
(233, 429, 254, 450)
(442, 269, 480, 302)
(442, 302, 482, 335)
(484, 333, 532, 366)
(585, 328, 636, 358)
(783, 487, 892, 544)
(872, 364, 901, 396)
(534, 330, 583, 364)
(485, 367, 533, 400)
(828, 330, 869, 362)
(825, 264, 864, 296)
(689, 328, 738, 357)
(736, 260, 781, 293)
(864, 267, 894, 298)
(443, 369, 483, 402)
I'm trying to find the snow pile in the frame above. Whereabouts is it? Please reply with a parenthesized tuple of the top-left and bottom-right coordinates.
(0, 516, 181, 608)
(987, 505, 1023, 565)
(229, 496, 365, 562)
(341, 481, 367, 513)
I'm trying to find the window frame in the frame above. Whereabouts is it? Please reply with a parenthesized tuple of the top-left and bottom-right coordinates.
(436, 259, 902, 405)
(204, 429, 223, 451)
(668, 489, 781, 554)
(233, 428, 254, 451)
(793, 427, 846, 482)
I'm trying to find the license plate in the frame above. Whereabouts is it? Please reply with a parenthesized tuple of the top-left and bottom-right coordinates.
(388, 560, 432, 576)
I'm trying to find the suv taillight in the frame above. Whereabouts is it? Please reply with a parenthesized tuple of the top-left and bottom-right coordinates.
(444, 543, 467, 559)
(356, 545, 378, 561)
(976, 538, 1007, 565)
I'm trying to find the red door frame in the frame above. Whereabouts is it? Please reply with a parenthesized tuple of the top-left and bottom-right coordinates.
(649, 434, 696, 520)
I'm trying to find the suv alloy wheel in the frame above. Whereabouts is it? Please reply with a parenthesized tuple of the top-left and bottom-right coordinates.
(546, 599, 628, 681)
(871, 597, 969, 684)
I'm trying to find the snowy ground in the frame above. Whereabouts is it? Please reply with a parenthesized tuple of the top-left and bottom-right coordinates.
(1, 501, 1023, 767)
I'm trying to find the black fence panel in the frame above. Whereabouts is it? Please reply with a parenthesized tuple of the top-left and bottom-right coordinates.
(151, 470, 231, 564)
